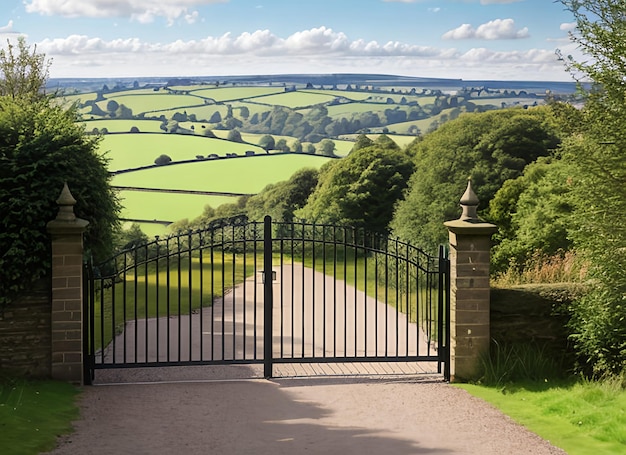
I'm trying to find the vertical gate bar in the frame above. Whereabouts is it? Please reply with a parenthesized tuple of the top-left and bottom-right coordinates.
(290, 223, 295, 358)
(177, 236, 182, 362)
(405, 244, 410, 357)
(322, 225, 326, 357)
(363, 230, 369, 357)
(232, 224, 236, 360)
(311, 222, 316, 356)
(415, 254, 420, 357)
(280, 232, 284, 358)
(153, 242, 161, 362)
(221, 225, 225, 360)
(133, 248, 138, 363)
(374, 234, 379, 357)
(444, 249, 451, 381)
(395, 238, 400, 358)
(210, 230, 215, 361)
(252, 221, 259, 360)
(343, 226, 347, 357)
(111, 268, 116, 364)
(384, 240, 389, 357)
(163, 238, 169, 363)
(199, 231, 204, 361)
(243, 223, 247, 359)
(437, 245, 445, 376)
(99, 274, 105, 365)
(354, 227, 358, 358)
(122, 253, 127, 363)
(142, 247, 148, 364)
(263, 216, 273, 379)
(333, 225, 337, 357)
(189, 231, 193, 361)
(301, 222, 305, 358)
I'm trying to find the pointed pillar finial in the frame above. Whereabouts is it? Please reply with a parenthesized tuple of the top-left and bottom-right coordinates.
(459, 178, 479, 221)
(54, 182, 77, 222)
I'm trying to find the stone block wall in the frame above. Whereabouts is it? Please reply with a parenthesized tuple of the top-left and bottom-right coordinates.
(0, 278, 51, 378)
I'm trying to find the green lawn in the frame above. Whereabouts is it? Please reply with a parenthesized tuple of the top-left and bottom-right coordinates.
(457, 380, 626, 455)
(111, 153, 334, 193)
(100, 133, 265, 171)
(0, 379, 79, 455)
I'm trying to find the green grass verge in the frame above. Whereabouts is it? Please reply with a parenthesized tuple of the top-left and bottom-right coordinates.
(0, 379, 79, 455)
(456, 379, 626, 455)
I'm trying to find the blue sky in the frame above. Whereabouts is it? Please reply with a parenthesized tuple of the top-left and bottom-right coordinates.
(1, 0, 579, 81)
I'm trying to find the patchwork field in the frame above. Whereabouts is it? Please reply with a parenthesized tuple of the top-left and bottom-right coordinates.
(65, 75, 560, 237)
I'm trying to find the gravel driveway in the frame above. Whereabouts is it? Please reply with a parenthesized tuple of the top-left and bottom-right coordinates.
(46, 370, 565, 455)
(46, 265, 566, 454)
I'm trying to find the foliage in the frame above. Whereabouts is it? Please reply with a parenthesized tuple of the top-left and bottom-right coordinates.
(458, 379, 626, 455)
(0, 36, 50, 101)
(489, 157, 575, 273)
(0, 41, 119, 308)
(154, 154, 172, 165)
(245, 168, 319, 222)
(297, 140, 414, 234)
(390, 108, 560, 252)
(555, 0, 626, 377)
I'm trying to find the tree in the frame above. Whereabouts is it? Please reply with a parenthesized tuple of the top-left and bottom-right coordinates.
(317, 139, 336, 157)
(0, 39, 119, 309)
(552, 1, 626, 377)
(275, 138, 290, 152)
(297, 145, 415, 234)
(390, 108, 560, 253)
(154, 154, 172, 165)
(246, 168, 319, 222)
(0, 36, 50, 100)
(106, 99, 119, 116)
(227, 129, 243, 143)
(258, 134, 275, 151)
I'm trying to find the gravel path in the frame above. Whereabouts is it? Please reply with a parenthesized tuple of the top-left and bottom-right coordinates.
(45, 265, 566, 454)
(47, 373, 565, 455)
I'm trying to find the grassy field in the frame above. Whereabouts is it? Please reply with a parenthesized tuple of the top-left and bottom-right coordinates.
(251, 91, 337, 108)
(0, 379, 79, 455)
(82, 119, 164, 133)
(112, 153, 334, 193)
(100, 133, 265, 171)
(96, 93, 206, 114)
(190, 86, 284, 101)
(457, 380, 626, 455)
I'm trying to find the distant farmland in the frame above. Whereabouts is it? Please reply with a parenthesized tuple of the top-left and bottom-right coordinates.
(63, 74, 571, 237)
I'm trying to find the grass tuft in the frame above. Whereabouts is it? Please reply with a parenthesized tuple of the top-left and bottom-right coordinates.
(0, 378, 79, 455)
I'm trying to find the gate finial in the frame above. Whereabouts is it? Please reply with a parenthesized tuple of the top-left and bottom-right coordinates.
(459, 179, 479, 221)
(54, 182, 78, 222)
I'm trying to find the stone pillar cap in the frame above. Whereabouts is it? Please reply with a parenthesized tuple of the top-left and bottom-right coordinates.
(444, 179, 496, 235)
(47, 183, 89, 232)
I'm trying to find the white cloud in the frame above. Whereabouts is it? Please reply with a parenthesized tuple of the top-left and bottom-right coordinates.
(35, 27, 570, 81)
(428, 8, 441, 13)
(24, 0, 227, 24)
(0, 20, 14, 33)
(443, 18, 529, 40)
(480, 0, 523, 4)
(560, 22, 577, 31)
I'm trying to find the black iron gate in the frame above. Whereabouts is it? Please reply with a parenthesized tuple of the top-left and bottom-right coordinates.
(83, 216, 450, 383)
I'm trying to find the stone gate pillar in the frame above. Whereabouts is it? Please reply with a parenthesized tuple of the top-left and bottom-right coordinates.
(46, 183, 89, 384)
(444, 180, 496, 382)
